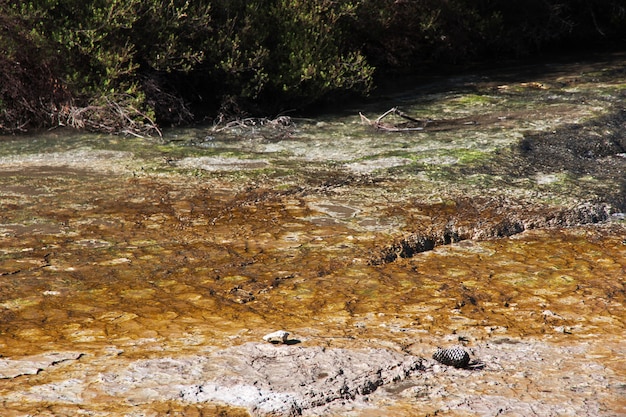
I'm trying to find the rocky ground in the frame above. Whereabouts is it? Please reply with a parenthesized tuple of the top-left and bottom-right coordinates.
(0, 53, 624, 416)
(0, 333, 623, 416)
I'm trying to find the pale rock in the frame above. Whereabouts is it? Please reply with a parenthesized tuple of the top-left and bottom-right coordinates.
(263, 330, 290, 344)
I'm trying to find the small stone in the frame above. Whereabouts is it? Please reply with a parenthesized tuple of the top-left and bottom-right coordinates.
(263, 330, 290, 344)
(432, 345, 470, 368)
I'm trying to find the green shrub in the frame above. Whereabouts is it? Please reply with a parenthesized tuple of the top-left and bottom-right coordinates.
(197, 0, 374, 113)
(264, 0, 373, 105)
(1, 0, 214, 134)
(1, 0, 625, 134)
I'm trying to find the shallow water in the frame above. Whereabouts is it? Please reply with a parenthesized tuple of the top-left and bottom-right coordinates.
(0, 54, 625, 415)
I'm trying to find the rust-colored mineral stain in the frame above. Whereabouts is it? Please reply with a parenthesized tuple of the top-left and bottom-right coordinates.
(0, 172, 623, 359)
(0, 182, 624, 414)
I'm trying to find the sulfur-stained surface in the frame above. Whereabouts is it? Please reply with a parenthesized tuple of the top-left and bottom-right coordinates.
(0, 54, 625, 416)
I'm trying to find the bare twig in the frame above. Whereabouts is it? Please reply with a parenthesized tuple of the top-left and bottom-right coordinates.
(360, 107, 425, 132)
(393, 108, 423, 124)
(376, 107, 399, 124)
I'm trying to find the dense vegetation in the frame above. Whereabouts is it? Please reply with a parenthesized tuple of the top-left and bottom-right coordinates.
(1, 0, 625, 135)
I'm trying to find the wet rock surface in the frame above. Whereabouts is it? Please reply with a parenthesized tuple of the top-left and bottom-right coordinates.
(0, 351, 83, 379)
(181, 343, 423, 416)
(373, 198, 613, 264)
(0, 336, 622, 416)
(399, 336, 625, 416)
(0, 54, 625, 415)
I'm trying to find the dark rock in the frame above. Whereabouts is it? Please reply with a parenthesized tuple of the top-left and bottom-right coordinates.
(432, 346, 470, 368)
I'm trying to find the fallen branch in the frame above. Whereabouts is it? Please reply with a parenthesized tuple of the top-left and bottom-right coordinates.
(393, 108, 423, 124)
(360, 107, 426, 131)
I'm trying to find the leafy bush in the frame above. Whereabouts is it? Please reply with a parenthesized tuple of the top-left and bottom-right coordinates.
(0, 3, 68, 131)
(0, 0, 624, 134)
(191, 0, 374, 114)
(1, 0, 214, 134)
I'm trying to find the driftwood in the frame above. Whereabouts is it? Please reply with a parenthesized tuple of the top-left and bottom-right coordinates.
(359, 107, 427, 131)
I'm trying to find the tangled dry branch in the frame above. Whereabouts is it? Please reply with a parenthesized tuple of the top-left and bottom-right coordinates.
(57, 97, 162, 138)
(212, 115, 294, 133)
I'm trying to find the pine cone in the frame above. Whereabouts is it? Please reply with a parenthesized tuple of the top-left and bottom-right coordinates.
(432, 345, 470, 368)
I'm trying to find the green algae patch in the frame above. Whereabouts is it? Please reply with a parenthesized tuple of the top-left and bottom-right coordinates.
(451, 93, 499, 106)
